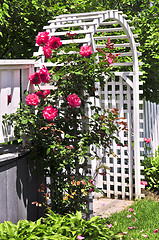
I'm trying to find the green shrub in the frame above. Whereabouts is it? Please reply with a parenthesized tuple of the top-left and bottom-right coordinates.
(143, 148, 159, 191)
(0, 211, 119, 240)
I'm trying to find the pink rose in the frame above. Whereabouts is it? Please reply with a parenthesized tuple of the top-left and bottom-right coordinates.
(43, 46, 52, 58)
(43, 89, 51, 98)
(29, 72, 41, 85)
(146, 138, 151, 143)
(25, 93, 40, 106)
(36, 90, 51, 99)
(141, 181, 148, 186)
(80, 45, 93, 57)
(48, 36, 62, 49)
(36, 31, 50, 46)
(43, 105, 58, 121)
(36, 91, 43, 97)
(67, 93, 81, 108)
(39, 66, 50, 83)
(144, 137, 151, 143)
(154, 229, 159, 233)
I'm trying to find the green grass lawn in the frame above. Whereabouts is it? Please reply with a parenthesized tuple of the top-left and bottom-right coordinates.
(106, 198, 159, 239)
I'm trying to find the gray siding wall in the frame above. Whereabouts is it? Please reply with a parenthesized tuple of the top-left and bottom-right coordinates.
(0, 145, 45, 224)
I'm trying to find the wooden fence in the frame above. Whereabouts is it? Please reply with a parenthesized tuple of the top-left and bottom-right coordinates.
(0, 60, 45, 224)
(0, 60, 35, 143)
(144, 101, 159, 154)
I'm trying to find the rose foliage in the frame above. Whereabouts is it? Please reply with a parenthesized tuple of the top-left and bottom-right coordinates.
(3, 32, 127, 215)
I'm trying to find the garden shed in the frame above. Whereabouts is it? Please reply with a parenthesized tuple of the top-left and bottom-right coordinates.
(0, 10, 158, 223)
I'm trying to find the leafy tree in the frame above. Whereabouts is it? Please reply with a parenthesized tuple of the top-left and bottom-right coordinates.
(133, 2, 159, 102)
(0, 0, 158, 102)
(0, 0, 54, 58)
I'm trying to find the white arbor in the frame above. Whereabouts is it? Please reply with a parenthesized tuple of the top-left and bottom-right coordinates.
(33, 10, 144, 200)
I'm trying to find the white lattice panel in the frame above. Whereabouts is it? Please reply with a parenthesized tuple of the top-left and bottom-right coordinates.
(90, 75, 144, 200)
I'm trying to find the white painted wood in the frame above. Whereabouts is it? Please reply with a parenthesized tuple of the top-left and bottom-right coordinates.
(100, 20, 131, 25)
(96, 43, 140, 48)
(96, 27, 135, 32)
(48, 15, 103, 23)
(50, 30, 94, 36)
(0, 60, 35, 143)
(94, 34, 138, 40)
(112, 62, 142, 66)
(44, 21, 97, 30)
(143, 101, 159, 155)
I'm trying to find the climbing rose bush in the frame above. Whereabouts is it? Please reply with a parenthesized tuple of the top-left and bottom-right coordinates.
(25, 93, 40, 106)
(3, 31, 125, 215)
(67, 93, 81, 108)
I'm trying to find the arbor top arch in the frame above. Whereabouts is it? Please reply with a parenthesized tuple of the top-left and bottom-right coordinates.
(33, 10, 143, 199)
(34, 10, 142, 76)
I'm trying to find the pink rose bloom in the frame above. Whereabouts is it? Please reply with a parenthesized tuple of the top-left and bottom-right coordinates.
(25, 94, 40, 106)
(146, 138, 151, 143)
(36, 90, 51, 99)
(154, 229, 159, 233)
(80, 45, 93, 57)
(123, 232, 127, 235)
(29, 72, 41, 85)
(43, 89, 51, 98)
(43, 105, 58, 121)
(128, 227, 133, 229)
(43, 46, 52, 58)
(67, 93, 81, 108)
(126, 215, 132, 218)
(77, 236, 85, 239)
(144, 137, 151, 143)
(39, 66, 50, 83)
(36, 31, 50, 46)
(36, 91, 43, 97)
(142, 235, 148, 238)
(48, 36, 62, 49)
(141, 181, 148, 186)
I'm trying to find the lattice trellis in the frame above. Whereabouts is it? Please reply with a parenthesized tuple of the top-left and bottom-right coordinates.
(34, 10, 144, 200)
